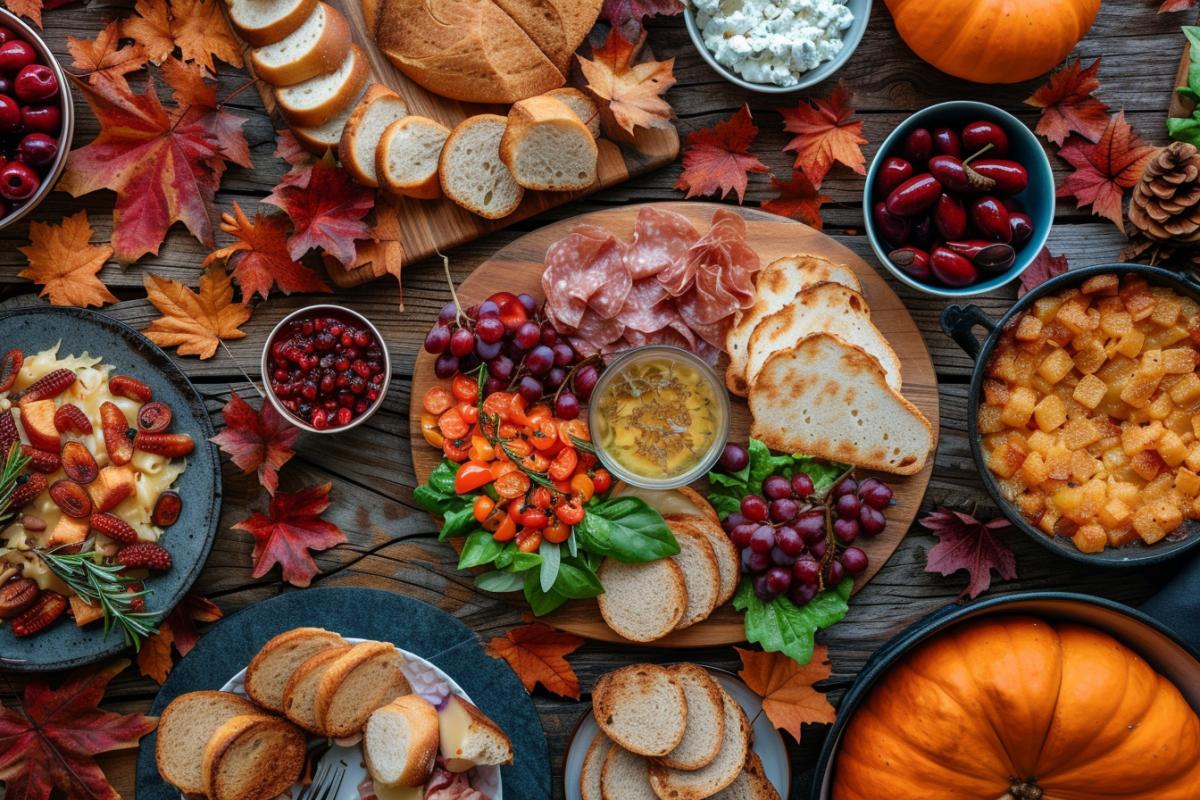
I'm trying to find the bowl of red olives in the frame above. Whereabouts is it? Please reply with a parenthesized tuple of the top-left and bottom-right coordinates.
(864, 101, 1054, 297)
(0, 9, 72, 229)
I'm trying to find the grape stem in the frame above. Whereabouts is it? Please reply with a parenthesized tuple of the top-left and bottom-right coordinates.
(438, 252, 471, 330)
(551, 353, 603, 408)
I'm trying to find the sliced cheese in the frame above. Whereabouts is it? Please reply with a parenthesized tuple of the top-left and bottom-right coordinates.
(372, 782, 422, 800)
(438, 695, 475, 773)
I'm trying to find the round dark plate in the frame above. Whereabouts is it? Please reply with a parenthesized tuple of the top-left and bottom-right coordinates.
(134, 588, 552, 800)
(0, 307, 220, 672)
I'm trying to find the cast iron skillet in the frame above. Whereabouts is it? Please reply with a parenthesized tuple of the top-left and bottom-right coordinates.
(0, 307, 221, 672)
(810, 590, 1200, 799)
(941, 263, 1200, 567)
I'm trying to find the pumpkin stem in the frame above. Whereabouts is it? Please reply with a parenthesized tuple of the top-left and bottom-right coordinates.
(997, 779, 1044, 800)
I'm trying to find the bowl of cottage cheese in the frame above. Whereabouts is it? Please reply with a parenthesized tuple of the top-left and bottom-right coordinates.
(683, 0, 870, 92)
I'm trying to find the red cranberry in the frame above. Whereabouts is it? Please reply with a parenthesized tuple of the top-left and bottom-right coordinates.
(14, 64, 57, 103)
(336, 407, 352, 426)
(354, 331, 370, 347)
(311, 410, 328, 430)
(0, 160, 38, 200)
(16, 133, 56, 167)
(0, 27, 13, 46)
(0, 41, 36, 73)
(21, 104, 60, 135)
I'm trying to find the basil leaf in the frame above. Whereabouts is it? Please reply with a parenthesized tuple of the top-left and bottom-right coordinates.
(553, 558, 604, 599)
(439, 504, 476, 541)
(746, 438, 780, 492)
(494, 542, 515, 570)
(575, 497, 679, 562)
(567, 530, 579, 558)
(413, 483, 453, 515)
(458, 529, 503, 569)
(1169, 115, 1200, 146)
(428, 459, 458, 496)
(733, 577, 852, 665)
(524, 570, 568, 616)
(512, 551, 543, 571)
(475, 570, 524, 593)
(539, 541, 561, 593)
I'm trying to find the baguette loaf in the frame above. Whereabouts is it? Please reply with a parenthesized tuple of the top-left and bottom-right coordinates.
(276, 44, 369, 128)
(228, 0, 317, 46)
(201, 714, 306, 800)
(250, 2, 351, 86)
(501, 95, 598, 192)
(440, 115, 524, 220)
(364, 695, 439, 787)
(338, 83, 409, 187)
(377, 115, 450, 199)
(155, 691, 260, 796)
(489, 0, 600, 73)
(542, 87, 601, 138)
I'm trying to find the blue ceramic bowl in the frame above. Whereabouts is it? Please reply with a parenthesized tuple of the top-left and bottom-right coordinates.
(863, 101, 1055, 298)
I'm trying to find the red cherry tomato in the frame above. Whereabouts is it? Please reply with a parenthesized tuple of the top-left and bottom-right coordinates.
(454, 461, 494, 494)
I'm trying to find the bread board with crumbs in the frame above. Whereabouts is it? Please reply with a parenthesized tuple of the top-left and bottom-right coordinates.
(222, 4, 679, 289)
(409, 202, 940, 647)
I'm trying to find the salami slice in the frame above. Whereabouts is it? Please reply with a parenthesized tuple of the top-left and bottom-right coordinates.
(617, 278, 674, 332)
(583, 237, 633, 319)
(625, 208, 700, 280)
(542, 226, 630, 328)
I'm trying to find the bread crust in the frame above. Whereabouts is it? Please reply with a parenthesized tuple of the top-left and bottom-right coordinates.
(281, 643, 352, 732)
(251, 3, 353, 86)
(580, 733, 612, 800)
(364, 694, 439, 788)
(669, 523, 721, 631)
(597, 557, 686, 642)
(202, 714, 306, 800)
(276, 44, 369, 128)
(500, 95, 598, 191)
(669, 514, 739, 607)
(658, 664, 724, 771)
(229, 0, 318, 46)
(542, 87, 601, 138)
(313, 640, 410, 737)
(337, 83, 408, 187)
(155, 691, 259, 795)
(439, 114, 524, 220)
(376, 116, 450, 200)
(244, 627, 346, 711)
(593, 664, 687, 757)
(647, 689, 750, 800)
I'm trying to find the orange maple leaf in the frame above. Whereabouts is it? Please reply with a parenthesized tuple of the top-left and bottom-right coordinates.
(486, 622, 584, 699)
(1057, 112, 1156, 232)
(578, 30, 675, 137)
(138, 594, 223, 683)
(779, 82, 867, 188)
(737, 645, 836, 743)
(143, 265, 251, 359)
(761, 170, 829, 230)
(18, 211, 116, 308)
(674, 104, 769, 204)
(68, 21, 149, 93)
(123, 0, 242, 73)
(1, 0, 54, 27)
(1024, 58, 1111, 147)
(344, 200, 405, 308)
(123, 0, 173, 64)
(204, 202, 331, 302)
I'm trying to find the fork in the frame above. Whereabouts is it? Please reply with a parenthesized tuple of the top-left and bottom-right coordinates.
(296, 759, 347, 800)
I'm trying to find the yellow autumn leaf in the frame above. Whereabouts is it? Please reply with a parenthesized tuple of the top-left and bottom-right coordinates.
(143, 265, 251, 359)
(18, 211, 117, 308)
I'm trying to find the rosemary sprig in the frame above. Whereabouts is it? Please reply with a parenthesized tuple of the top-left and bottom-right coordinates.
(0, 443, 30, 527)
(34, 548, 160, 650)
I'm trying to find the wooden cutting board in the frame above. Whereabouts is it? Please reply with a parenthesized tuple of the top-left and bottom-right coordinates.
(227, 6, 680, 289)
(409, 202, 940, 648)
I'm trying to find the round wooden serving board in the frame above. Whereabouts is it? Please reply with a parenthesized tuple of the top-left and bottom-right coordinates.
(410, 202, 940, 648)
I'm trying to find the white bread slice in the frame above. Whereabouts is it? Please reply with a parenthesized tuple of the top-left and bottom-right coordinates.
(600, 745, 657, 800)
(438, 694, 514, 772)
(282, 643, 352, 732)
(593, 664, 687, 757)
(501, 95, 598, 191)
(726, 255, 863, 396)
(314, 640, 412, 737)
(581, 733, 612, 800)
(711, 752, 782, 800)
(155, 691, 260, 796)
(227, 0, 317, 46)
(201, 714, 307, 800)
(244, 627, 347, 712)
(670, 514, 739, 606)
(364, 695, 439, 787)
(660, 665, 724, 771)
(610, 484, 719, 523)
(440, 115, 524, 220)
(292, 83, 367, 154)
(744, 282, 903, 393)
(377, 115, 450, 199)
(250, 2, 352, 86)
(597, 558, 687, 643)
(648, 687, 750, 800)
(749, 333, 934, 475)
(338, 83, 410, 187)
(669, 522, 721, 631)
(543, 87, 600, 138)
(276, 44, 369, 128)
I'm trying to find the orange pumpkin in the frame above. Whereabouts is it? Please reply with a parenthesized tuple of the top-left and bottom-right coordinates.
(835, 616, 1200, 800)
(883, 0, 1101, 84)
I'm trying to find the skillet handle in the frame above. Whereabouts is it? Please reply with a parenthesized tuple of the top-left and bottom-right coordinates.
(940, 304, 997, 362)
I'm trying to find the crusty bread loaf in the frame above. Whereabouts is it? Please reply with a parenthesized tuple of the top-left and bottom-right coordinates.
(581, 733, 612, 800)
(364, 695, 439, 787)
(244, 627, 346, 712)
(276, 44, 368, 128)
(600, 745, 657, 800)
(593, 664, 687, 757)
(338, 83, 409, 187)
(250, 2, 351, 86)
(597, 557, 687, 642)
(659, 664, 724, 771)
(438, 694, 514, 772)
(376, 115, 450, 199)
(711, 752, 782, 800)
(155, 691, 260, 796)
(292, 84, 367, 154)
(228, 0, 317, 46)
(440, 115, 524, 220)
(282, 643, 352, 732)
(501, 95, 598, 192)
(670, 514, 739, 606)
(749, 333, 933, 475)
(542, 87, 601, 138)
(314, 640, 412, 737)
(648, 687, 750, 800)
(201, 714, 306, 800)
(668, 522, 721, 631)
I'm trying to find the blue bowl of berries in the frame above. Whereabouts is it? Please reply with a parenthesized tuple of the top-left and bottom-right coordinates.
(262, 305, 391, 433)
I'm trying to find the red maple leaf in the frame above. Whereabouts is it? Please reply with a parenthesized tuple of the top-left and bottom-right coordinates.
(1057, 113, 1156, 232)
(921, 508, 1017, 600)
(232, 482, 347, 587)
(1160, 0, 1196, 11)
(761, 170, 829, 230)
(600, 0, 683, 40)
(0, 659, 157, 800)
(137, 593, 224, 683)
(210, 389, 301, 495)
(264, 157, 375, 267)
(674, 104, 769, 203)
(204, 203, 331, 301)
(779, 82, 868, 188)
(1018, 248, 1070, 297)
(273, 130, 315, 190)
(1025, 58, 1111, 146)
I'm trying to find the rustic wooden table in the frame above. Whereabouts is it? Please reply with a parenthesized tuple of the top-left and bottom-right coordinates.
(0, 3, 1192, 798)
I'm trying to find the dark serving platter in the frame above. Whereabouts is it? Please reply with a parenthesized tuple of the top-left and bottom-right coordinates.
(0, 307, 220, 672)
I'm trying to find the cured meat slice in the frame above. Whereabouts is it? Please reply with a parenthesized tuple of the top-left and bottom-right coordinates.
(575, 308, 626, 348)
(625, 207, 699, 280)
(617, 278, 673, 332)
(542, 225, 615, 329)
(584, 237, 632, 319)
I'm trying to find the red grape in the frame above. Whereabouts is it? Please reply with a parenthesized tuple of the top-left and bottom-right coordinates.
(554, 392, 580, 420)
(809, 539, 827, 560)
(859, 478, 894, 509)
(517, 376, 543, 402)
(794, 511, 826, 544)
(513, 322, 540, 350)
(424, 325, 450, 354)
(825, 560, 846, 585)
(475, 316, 504, 343)
(474, 339, 502, 360)
(449, 328, 475, 357)
(765, 566, 792, 594)
(753, 574, 779, 602)
(741, 495, 768, 522)
(517, 293, 537, 314)
(769, 497, 799, 523)
(540, 324, 558, 346)
(790, 472, 814, 498)
(526, 345, 554, 375)
(484, 377, 506, 395)
(833, 478, 858, 497)
(551, 342, 574, 366)
(775, 525, 804, 556)
(489, 355, 514, 380)
(833, 518, 860, 544)
(730, 523, 756, 549)
(749, 525, 775, 554)
(574, 365, 599, 399)
(546, 367, 567, 390)
(477, 299, 500, 318)
(789, 582, 818, 606)
(841, 547, 869, 575)
(743, 549, 770, 574)
(434, 353, 459, 379)
(437, 302, 457, 324)
(859, 506, 887, 536)
(763, 475, 791, 500)
(723, 512, 748, 533)
(792, 557, 820, 584)
(771, 546, 797, 567)
(719, 443, 749, 472)
(835, 493, 861, 520)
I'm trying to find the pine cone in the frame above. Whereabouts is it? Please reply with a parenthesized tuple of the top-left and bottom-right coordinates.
(1128, 142, 1200, 248)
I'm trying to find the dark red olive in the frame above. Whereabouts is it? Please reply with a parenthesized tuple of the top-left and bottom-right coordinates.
(0, 41, 36, 73)
(944, 240, 1016, 272)
(0, 27, 13, 46)
(1009, 212, 1034, 247)
(21, 103, 60, 135)
(16, 132, 56, 167)
(0, 94, 18, 134)
(930, 247, 978, 287)
(971, 159, 1028, 194)
(137, 401, 173, 433)
(1001, 195, 1024, 213)
(901, 128, 933, 169)
(962, 121, 1010, 157)
(889, 246, 931, 281)
(934, 193, 968, 240)
(872, 201, 910, 246)
(885, 173, 941, 216)
(877, 156, 914, 196)
(970, 195, 1013, 243)
(933, 127, 962, 157)
(910, 214, 936, 250)
(928, 154, 996, 193)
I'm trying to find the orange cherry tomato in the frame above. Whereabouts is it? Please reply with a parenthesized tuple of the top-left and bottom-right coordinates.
(555, 496, 584, 526)
(495, 471, 531, 500)
(498, 423, 519, 439)
(438, 408, 469, 440)
(525, 404, 552, 426)
(509, 503, 548, 529)
(529, 486, 552, 510)
(452, 374, 478, 403)
(493, 514, 517, 542)
(420, 412, 444, 448)
(472, 495, 496, 523)
(543, 520, 570, 544)
(590, 468, 612, 494)
(491, 460, 518, 480)
(457, 402, 479, 425)
(423, 386, 453, 415)
(523, 452, 550, 474)
(507, 394, 529, 426)
(557, 419, 589, 447)
(504, 439, 532, 460)
(482, 392, 515, 424)
(570, 473, 595, 503)
(443, 437, 470, 462)
(549, 448, 578, 481)
(455, 461, 494, 494)
(469, 435, 495, 462)
(529, 419, 559, 451)
(517, 529, 543, 553)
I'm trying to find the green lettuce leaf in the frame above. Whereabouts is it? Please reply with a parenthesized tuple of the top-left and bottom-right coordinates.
(733, 578, 852, 664)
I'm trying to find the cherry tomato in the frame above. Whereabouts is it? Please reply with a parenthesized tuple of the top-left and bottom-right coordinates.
(543, 520, 570, 544)
(438, 408, 469, 440)
(529, 419, 559, 450)
(420, 412, 444, 448)
(558, 419, 589, 447)
(525, 404, 552, 427)
(498, 423, 519, 439)
(495, 471, 531, 499)
(457, 402, 479, 425)
(578, 451, 598, 470)
(517, 529, 543, 553)
(443, 437, 470, 462)
(469, 435, 495, 462)
(480, 504, 504, 532)
(507, 394, 529, 426)
(553, 479, 572, 495)
(570, 473, 595, 503)
(523, 452, 550, 474)
(529, 486, 552, 510)
(555, 497, 584, 525)
(508, 502, 548, 529)
(504, 439, 532, 460)
(454, 461, 494, 494)
(423, 386, 453, 415)
(549, 448, 578, 481)
(473, 495, 496, 523)
(491, 460, 518, 480)
(451, 374, 478, 403)
(493, 514, 517, 542)
(482, 392, 515, 422)
(590, 468, 612, 494)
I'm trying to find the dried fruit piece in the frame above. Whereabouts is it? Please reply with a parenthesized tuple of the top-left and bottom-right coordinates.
(135, 432, 194, 458)
(116, 542, 172, 571)
(0, 578, 39, 619)
(100, 401, 134, 466)
(11, 590, 67, 637)
(49, 480, 93, 518)
(89, 465, 134, 512)
(151, 491, 182, 527)
(54, 403, 93, 435)
(10, 473, 47, 507)
(0, 348, 22, 392)
(19, 399, 60, 451)
(61, 441, 100, 484)
(13, 368, 76, 404)
(89, 512, 140, 544)
(0, 409, 18, 454)
(137, 401, 172, 433)
(109, 375, 152, 402)
(20, 445, 60, 473)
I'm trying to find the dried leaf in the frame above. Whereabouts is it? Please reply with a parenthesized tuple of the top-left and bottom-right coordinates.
(736, 645, 835, 742)
(232, 483, 347, 587)
(921, 507, 1017, 600)
(1025, 58, 1111, 146)
(160, 58, 253, 175)
(1057, 113, 1156, 231)
(18, 211, 116, 308)
(0, 0, 72, 27)
(761, 170, 829, 230)
(123, 0, 242, 72)
(348, 200, 405, 308)
(264, 158, 375, 267)
(674, 104, 768, 203)
(210, 388, 301, 495)
(1160, 0, 1197, 11)
(599, 0, 683, 40)
(137, 594, 223, 683)
(779, 82, 867, 188)
(68, 20, 149, 93)
(1018, 248, 1069, 298)
(485, 622, 584, 699)
(143, 265, 251, 359)
(204, 202, 331, 302)
(122, 0, 173, 64)
(0, 659, 157, 800)
(578, 30, 676, 136)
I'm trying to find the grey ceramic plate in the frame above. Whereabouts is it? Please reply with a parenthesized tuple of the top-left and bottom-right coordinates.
(0, 307, 220, 672)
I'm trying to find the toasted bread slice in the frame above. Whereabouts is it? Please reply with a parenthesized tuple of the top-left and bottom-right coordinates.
(726, 255, 863, 396)
(365, 694, 439, 787)
(244, 627, 347, 712)
(338, 83, 409, 187)
(669, 522, 721, 630)
(291, 84, 367, 154)
(276, 44, 369, 128)
(593, 664, 687, 757)
(749, 333, 934, 475)
(581, 733, 612, 800)
(542, 87, 600, 138)
(440, 114, 524, 220)
(610, 483, 719, 524)
(744, 282, 902, 393)
(250, 2, 351, 86)
(377, 115, 451, 199)
(282, 643, 352, 732)
(648, 687, 750, 800)
(314, 640, 412, 737)
(228, 0, 317, 46)
(711, 752, 781, 800)
(670, 514, 739, 606)
(659, 664, 724, 771)
(155, 691, 260, 796)
(597, 558, 687, 642)
(501, 95, 598, 191)
(438, 694, 514, 772)
(202, 714, 306, 800)
(600, 745, 657, 800)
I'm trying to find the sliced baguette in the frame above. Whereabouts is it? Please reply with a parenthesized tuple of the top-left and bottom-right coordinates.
(155, 691, 260, 796)
(600, 745, 657, 800)
(244, 627, 347, 712)
(250, 2, 352, 86)
(711, 752, 782, 800)
(202, 714, 307, 800)
(542, 87, 600, 138)
(338, 83, 410, 187)
(581, 733, 612, 800)
(593, 664, 687, 757)
(659, 664, 725, 771)
(597, 557, 687, 643)
(364, 694, 439, 787)
(314, 640, 412, 737)
(438, 694, 514, 772)
(648, 687, 750, 800)
(276, 44, 369, 128)
(228, 0, 317, 46)
(440, 115, 524, 220)
(610, 483, 718, 523)
(749, 333, 934, 476)
(292, 83, 367, 154)
(670, 514, 739, 606)
(669, 522, 721, 631)
(377, 116, 450, 199)
(501, 95, 598, 191)
(282, 643, 352, 732)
